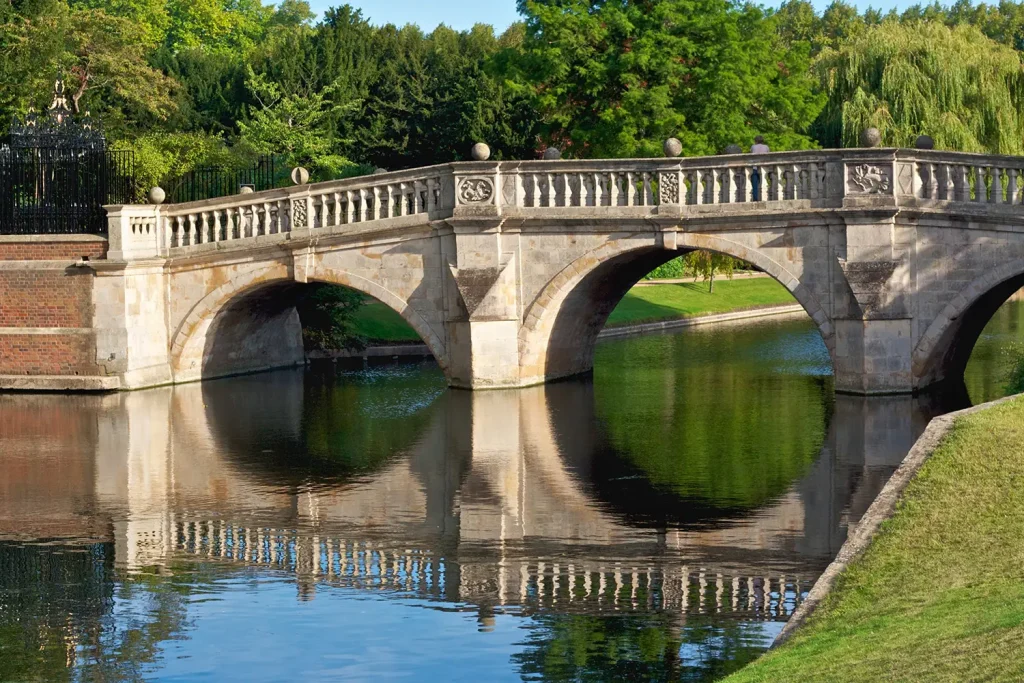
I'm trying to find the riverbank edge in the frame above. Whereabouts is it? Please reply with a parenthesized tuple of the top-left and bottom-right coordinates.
(771, 391, 1023, 648)
(313, 303, 808, 360)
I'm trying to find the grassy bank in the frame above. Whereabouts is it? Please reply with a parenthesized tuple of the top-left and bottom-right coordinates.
(349, 277, 796, 343)
(727, 396, 1024, 683)
(605, 278, 794, 327)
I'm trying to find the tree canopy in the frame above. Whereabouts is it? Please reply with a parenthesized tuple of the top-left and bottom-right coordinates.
(4, 0, 1024, 190)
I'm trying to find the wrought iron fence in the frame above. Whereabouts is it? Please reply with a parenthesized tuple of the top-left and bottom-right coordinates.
(0, 147, 136, 235)
(167, 155, 282, 203)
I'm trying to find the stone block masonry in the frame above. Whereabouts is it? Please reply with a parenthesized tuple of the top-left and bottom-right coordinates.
(6, 149, 1024, 393)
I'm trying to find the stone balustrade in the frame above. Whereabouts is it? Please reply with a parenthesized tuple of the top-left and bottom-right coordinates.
(171, 517, 809, 617)
(104, 148, 1024, 261)
(905, 149, 1024, 204)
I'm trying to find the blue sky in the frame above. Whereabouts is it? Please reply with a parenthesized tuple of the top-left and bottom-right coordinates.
(308, 0, 918, 32)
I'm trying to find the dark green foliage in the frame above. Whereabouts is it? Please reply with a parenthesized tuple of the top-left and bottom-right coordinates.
(1005, 344, 1024, 395)
(643, 257, 687, 280)
(6, 0, 1024, 185)
(504, 0, 824, 157)
(296, 284, 367, 352)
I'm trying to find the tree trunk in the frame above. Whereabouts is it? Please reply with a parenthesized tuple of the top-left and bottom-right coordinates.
(709, 271, 715, 293)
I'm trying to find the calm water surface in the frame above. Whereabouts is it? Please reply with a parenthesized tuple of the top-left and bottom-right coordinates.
(2, 305, 1021, 682)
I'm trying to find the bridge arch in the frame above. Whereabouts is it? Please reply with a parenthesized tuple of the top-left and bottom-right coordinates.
(913, 258, 1024, 390)
(169, 263, 448, 384)
(518, 233, 836, 385)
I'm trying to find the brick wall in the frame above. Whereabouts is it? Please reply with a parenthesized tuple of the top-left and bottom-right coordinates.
(0, 270, 94, 327)
(0, 240, 107, 261)
(0, 237, 109, 380)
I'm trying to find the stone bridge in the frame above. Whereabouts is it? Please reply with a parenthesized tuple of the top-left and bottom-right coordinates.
(11, 147, 1024, 393)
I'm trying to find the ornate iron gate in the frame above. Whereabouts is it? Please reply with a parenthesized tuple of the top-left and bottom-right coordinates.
(0, 80, 136, 235)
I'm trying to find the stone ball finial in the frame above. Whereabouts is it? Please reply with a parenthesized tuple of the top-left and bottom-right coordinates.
(147, 186, 166, 205)
(470, 142, 491, 161)
(915, 134, 935, 150)
(542, 147, 562, 161)
(290, 167, 310, 185)
(860, 127, 882, 148)
(663, 137, 683, 158)
(239, 185, 255, 194)
(723, 143, 743, 155)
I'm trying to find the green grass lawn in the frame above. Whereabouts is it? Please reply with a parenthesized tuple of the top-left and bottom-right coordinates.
(605, 277, 794, 327)
(349, 277, 797, 343)
(349, 300, 423, 343)
(726, 396, 1024, 683)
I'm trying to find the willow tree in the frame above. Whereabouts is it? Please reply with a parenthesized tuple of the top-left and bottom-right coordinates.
(814, 21, 1024, 153)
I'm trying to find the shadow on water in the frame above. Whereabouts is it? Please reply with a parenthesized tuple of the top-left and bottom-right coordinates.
(0, 311, 1000, 683)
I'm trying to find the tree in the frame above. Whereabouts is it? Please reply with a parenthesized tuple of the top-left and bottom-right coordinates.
(685, 250, 736, 293)
(505, 0, 823, 158)
(112, 131, 253, 198)
(296, 285, 367, 352)
(813, 21, 1024, 153)
(0, 1, 177, 134)
(238, 67, 362, 179)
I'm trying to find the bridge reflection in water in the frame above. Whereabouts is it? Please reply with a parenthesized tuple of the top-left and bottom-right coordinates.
(0, 359, 953, 631)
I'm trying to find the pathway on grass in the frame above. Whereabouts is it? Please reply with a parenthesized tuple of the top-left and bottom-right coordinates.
(726, 396, 1024, 683)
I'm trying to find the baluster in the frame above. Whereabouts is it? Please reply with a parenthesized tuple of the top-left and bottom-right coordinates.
(692, 171, 703, 205)
(992, 167, 1004, 204)
(542, 172, 552, 207)
(213, 210, 222, 242)
(743, 166, 753, 202)
(771, 165, 783, 201)
(413, 181, 425, 213)
(258, 202, 268, 235)
(557, 172, 567, 206)
(925, 163, 938, 199)
(426, 179, 437, 213)
(1008, 169, 1019, 206)
(578, 173, 589, 206)
(791, 164, 802, 199)
(609, 172, 621, 206)
(975, 166, 987, 202)
(955, 165, 969, 201)
(808, 165, 820, 200)
(593, 172, 603, 206)
(720, 168, 731, 203)
(705, 169, 717, 205)
(943, 164, 955, 201)
(276, 199, 286, 233)
(330, 191, 340, 225)
(175, 215, 185, 247)
(625, 172, 636, 206)
(362, 187, 374, 222)
(643, 172, 655, 205)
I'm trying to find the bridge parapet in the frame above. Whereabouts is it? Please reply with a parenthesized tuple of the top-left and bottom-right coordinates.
(103, 148, 1024, 260)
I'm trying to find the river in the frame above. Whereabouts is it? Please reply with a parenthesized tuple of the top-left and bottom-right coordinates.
(1, 301, 1022, 682)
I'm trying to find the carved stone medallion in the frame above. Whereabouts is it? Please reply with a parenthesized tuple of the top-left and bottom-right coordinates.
(847, 164, 891, 194)
(458, 178, 494, 204)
